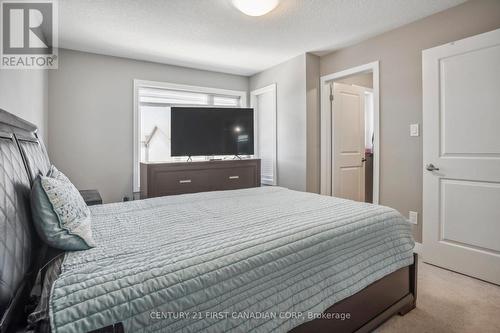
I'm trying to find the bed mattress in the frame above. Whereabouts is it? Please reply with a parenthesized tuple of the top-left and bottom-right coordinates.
(49, 187, 414, 333)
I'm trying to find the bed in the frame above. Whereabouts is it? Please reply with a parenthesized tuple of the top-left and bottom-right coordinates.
(0, 108, 417, 333)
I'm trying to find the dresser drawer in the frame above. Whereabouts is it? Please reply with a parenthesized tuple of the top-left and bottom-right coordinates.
(215, 167, 256, 190)
(141, 159, 261, 198)
(151, 169, 212, 196)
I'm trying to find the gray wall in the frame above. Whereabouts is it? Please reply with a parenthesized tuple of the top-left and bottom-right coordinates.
(249, 54, 308, 191)
(48, 49, 248, 203)
(305, 54, 320, 193)
(320, 0, 500, 242)
(0, 70, 48, 142)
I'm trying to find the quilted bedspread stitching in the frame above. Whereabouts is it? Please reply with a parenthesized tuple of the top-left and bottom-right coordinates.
(49, 187, 414, 333)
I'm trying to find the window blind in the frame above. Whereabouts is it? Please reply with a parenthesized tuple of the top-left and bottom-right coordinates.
(138, 87, 241, 107)
(138, 87, 210, 105)
(213, 96, 240, 106)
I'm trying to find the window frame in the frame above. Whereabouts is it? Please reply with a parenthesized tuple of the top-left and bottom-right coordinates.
(133, 79, 247, 193)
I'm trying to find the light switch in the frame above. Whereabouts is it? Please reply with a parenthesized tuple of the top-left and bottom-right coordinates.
(409, 211, 418, 225)
(410, 123, 419, 137)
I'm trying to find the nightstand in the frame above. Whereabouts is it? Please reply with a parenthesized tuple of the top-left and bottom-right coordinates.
(79, 189, 102, 206)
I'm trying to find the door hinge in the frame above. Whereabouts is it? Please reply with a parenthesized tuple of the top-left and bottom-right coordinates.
(329, 94, 334, 102)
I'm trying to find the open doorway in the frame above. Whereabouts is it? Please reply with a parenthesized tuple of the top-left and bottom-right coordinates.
(333, 74, 374, 203)
(320, 62, 379, 204)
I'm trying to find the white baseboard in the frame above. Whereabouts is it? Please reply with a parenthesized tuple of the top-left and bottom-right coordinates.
(414, 242, 423, 256)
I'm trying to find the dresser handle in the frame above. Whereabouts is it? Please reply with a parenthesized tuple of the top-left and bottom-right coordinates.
(179, 179, 192, 184)
(228, 175, 239, 180)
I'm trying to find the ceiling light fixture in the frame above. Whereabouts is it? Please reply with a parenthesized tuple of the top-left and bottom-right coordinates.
(232, 0, 280, 17)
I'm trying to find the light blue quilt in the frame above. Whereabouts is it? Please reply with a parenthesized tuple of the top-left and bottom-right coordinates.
(49, 187, 414, 333)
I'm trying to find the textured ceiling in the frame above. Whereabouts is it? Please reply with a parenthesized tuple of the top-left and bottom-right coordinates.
(59, 0, 465, 75)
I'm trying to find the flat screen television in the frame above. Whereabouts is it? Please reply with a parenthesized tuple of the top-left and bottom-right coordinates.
(171, 107, 254, 157)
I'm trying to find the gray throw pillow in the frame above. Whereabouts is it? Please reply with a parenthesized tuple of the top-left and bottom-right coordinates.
(47, 165, 71, 183)
(31, 172, 95, 251)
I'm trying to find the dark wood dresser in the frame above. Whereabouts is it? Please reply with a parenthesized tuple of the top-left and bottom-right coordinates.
(140, 159, 261, 198)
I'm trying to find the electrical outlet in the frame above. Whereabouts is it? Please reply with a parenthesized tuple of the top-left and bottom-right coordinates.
(410, 124, 419, 137)
(409, 211, 418, 225)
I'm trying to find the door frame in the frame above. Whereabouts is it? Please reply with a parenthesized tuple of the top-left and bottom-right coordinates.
(320, 61, 380, 204)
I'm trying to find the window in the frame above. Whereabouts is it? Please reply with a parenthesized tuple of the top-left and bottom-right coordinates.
(251, 84, 277, 185)
(133, 80, 247, 193)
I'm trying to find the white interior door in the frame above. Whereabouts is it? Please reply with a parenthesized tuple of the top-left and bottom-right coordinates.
(332, 82, 365, 202)
(423, 28, 500, 285)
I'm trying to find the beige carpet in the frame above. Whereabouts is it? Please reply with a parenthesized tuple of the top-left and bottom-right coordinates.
(376, 260, 500, 333)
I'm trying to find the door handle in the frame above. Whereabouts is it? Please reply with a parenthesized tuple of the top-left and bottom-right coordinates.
(228, 175, 240, 180)
(361, 158, 367, 162)
(179, 179, 192, 184)
(425, 164, 439, 171)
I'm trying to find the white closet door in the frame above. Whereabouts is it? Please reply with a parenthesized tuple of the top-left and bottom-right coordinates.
(423, 28, 500, 285)
(251, 84, 277, 185)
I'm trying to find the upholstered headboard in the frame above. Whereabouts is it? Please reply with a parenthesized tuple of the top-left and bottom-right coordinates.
(0, 109, 50, 332)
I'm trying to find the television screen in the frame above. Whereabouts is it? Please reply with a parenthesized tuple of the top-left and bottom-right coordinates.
(171, 107, 254, 156)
